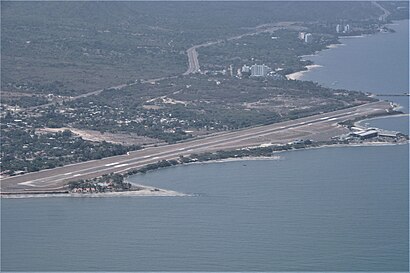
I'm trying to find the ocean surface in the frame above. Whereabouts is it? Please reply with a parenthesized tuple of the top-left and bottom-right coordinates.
(1, 145, 408, 272)
(1, 21, 409, 272)
(300, 20, 409, 115)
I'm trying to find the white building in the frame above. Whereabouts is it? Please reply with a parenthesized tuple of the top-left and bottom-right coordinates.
(304, 33, 313, 43)
(241, 65, 251, 73)
(250, 64, 271, 77)
(228, 64, 233, 77)
(336, 24, 341, 33)
(298, 32, 306, 40)
(343, 24, 350, 33)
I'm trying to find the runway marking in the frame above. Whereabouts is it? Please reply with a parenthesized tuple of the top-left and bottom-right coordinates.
(152, 157, 159, 159)
(73, 174, 81, 177)
(105, 162, 120, 167)
(113, 163, 129, 168)
(18, 181, 35, 186)
(64, 172, 73, 176)
(328, 117, 337, 121)
(320, 117, 329, 120)
(142, 155, 151, 159)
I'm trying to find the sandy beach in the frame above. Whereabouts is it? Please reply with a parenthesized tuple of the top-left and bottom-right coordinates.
(286, 64, 323, 80)
(1, 185, 188, 199)
(326, 43, 345, 49)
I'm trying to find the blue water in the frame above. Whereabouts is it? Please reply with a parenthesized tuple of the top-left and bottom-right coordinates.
(301, 19, 409, 137)
(1, 20, 409, 273)
(1, 145, 409, 271)
(300, 20, 409, 92)
(301, 20, 409, 114)
(359, 115, 410, 135)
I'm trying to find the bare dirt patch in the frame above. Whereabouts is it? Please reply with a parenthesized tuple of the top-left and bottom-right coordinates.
(37, 127, 164, 146)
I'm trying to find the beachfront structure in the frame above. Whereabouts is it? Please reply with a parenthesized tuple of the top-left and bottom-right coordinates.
(241, 65, 251, 73)
(237, 68, 242, 77)
(250, 64, 271, 77)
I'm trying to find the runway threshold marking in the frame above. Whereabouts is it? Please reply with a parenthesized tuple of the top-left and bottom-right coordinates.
(113, 163, 129, 168)
(18, 181, 35, 186)
(105, 162, 120, 167)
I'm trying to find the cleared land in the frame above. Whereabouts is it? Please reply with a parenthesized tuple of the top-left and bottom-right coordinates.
(0, 101, 392, 193)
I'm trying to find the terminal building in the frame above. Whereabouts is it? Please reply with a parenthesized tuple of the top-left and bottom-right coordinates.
(350, 129, 379, 139)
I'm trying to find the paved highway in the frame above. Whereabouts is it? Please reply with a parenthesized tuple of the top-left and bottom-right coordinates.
(0, 101, 393, 193)
(183, 22, 302, 75)
(372, 1, 391, 21)
(184, 46, 201, 75)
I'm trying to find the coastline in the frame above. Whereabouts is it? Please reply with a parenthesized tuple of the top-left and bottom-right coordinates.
(4, 22, 408, 199)
(326, 43, 345, 49)
(1, 184, 188, 199)
(285, 64, 323, 80)
(2, 139, 408, 199)
(285, 41, 346, 81)
(355, 113, 409, 129)
(173, 140, 409, 165)
(285, 29, 388, 81)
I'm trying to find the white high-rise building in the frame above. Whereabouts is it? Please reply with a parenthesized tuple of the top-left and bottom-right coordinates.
(228, 64, 233, 77)
(336, 24, 341, 33)
(250, 64, 271, 77)
(343, 24, 350, 33)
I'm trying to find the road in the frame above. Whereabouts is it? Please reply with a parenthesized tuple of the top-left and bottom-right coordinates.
(30, 76, 177, 110)
(184, 45, 202, 75)
(183, 22, 303, 75)
(36, 23, 300, 107)
(1, 101, 393, 193)
(372, 1, 391, 21)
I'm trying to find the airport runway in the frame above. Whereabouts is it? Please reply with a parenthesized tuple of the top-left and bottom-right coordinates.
(1, 101, 393, 193)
